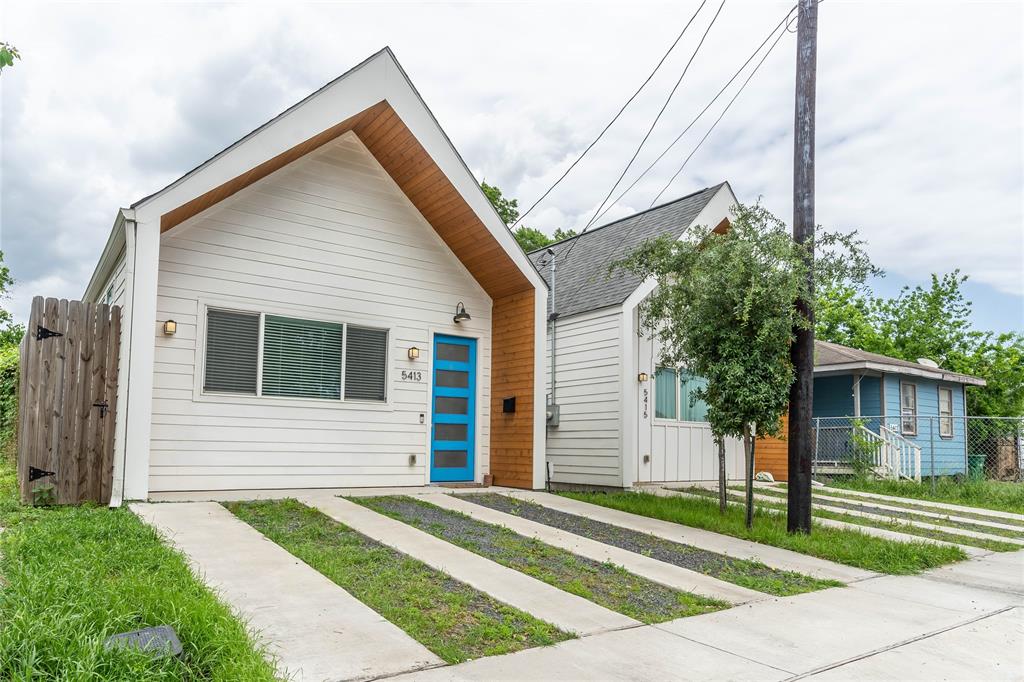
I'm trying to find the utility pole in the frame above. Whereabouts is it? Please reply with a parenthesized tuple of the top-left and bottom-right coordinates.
(788, 0, 817, 534)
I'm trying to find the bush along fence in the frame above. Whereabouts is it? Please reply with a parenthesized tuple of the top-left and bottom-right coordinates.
(17, 297, 121, 505)
(811, 414, 1023, 487)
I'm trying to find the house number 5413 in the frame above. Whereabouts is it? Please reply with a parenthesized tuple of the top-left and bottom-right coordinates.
(400, 370, 423, 382)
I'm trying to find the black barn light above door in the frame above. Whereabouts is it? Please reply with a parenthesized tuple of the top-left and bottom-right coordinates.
(453, 302, 471, 324)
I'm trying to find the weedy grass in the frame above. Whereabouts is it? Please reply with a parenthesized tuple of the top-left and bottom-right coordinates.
(354, 495, 729, 623)
(824, 478, 1024, 515)
(0, 462, 275, 681)
(226, 498, 571, 663)
(561, 490, 968, 575)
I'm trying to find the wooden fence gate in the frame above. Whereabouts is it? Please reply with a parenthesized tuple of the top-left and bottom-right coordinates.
(17, 296, 121, 505)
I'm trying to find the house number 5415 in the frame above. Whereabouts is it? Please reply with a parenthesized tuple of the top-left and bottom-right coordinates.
(401, 370, 423, 382)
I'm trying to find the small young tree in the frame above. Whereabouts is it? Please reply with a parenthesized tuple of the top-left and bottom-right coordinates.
(616, 203, 875, 529)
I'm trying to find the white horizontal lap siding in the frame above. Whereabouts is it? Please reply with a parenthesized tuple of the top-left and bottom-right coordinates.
(546, 308, 622, 487)
(149, 133, 492, 492)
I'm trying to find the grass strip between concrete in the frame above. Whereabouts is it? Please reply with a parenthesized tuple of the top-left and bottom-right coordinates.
(459, 492, 839, 596)
(226, 498, 571, 663)
(354, 495, 729, 623)
(709, 487, 1020, 552)
(561, 490, 968, 575)
(823, 478, 1024, 515)
(0, 463, 275, 681)
(771, 483, 1024, 528)
(736, 486, 1024, 541)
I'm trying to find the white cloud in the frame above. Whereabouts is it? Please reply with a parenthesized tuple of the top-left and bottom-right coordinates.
(1, 0, 1020, 328)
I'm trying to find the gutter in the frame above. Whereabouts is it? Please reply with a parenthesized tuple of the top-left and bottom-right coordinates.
(108, 210, 137, 507)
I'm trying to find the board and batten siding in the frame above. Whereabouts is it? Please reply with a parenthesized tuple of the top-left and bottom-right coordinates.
(148, 132, 493, 491)
(545, 307, 622, 487)
(636, 319, 745, 483)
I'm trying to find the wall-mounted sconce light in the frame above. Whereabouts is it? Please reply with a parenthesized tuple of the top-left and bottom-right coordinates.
(163, 320, 177, 335)
(408, 346, 420, 361)
(637, 372, 649, 382)
(453, 302, 471, 324)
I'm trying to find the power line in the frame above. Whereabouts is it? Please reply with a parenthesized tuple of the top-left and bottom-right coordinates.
(510, 0, 709, 230)
(558, 8, 796, 311)
(580, 0, 727, 234)
(649, 20, 790, 205)
(589, 3, 797, 226)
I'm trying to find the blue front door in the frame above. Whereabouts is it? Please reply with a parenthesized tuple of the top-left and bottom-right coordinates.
(430, 335, 476, 482)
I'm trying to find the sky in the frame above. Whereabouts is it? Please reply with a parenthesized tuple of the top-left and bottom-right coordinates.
(1, 1, 1022, 333)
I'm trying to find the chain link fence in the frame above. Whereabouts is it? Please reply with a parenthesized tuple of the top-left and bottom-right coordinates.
(811, 415, 1023, 486)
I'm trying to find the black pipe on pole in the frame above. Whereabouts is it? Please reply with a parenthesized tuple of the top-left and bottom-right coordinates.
(787, 0, 818, 534)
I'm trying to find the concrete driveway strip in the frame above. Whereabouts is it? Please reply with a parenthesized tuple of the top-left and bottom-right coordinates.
(656, 488, 991, 557)
(422, 492, 765, 605)
(922, 549, 1024, 596)
(804, 607, 1023, 681)
(299, 494, 638, 636)
(779, 485, 1024, 523)
(387, 622, 791, 682)
(130, 502, 442, 682)
(501, 490, 874, 583)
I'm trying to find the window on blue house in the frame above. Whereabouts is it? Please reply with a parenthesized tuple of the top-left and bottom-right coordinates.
(938, 387, 953, 438)
(900, 382, 917, 435)
(655, 367, 677, 419)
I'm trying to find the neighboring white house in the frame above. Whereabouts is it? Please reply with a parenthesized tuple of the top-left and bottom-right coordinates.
(530, 182, 748, 489)
(83, 48, 548, 503)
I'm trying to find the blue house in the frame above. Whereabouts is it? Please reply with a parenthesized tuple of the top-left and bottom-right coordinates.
(811, 341, 986, 479)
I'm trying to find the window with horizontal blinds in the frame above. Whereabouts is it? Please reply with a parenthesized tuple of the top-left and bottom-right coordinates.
(204, 309, 259, 394)
(261, 315, 343, 399)
(344, 326, 388, 401)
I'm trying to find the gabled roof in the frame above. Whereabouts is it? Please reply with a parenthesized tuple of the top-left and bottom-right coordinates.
(814, 340, 986, 386)
(527, 184, 726, 318)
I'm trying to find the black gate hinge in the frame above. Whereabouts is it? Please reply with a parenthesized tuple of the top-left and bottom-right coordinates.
(36, 325, 63, 341)
(28, 466, 56, 482)
(93, 401, 109, 418)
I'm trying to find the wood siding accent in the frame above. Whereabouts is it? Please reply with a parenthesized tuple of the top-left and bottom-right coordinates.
(489, 290, 535, 488)
(757, 414, 789, 482)
(158, 101, 537, 489)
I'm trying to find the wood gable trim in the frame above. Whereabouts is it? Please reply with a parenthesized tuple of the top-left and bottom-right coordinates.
(157, 100, 537, 488)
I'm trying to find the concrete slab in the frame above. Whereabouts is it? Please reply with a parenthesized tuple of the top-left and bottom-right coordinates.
(852, 574, 1022, 613)
(499, 490, 874, 583)
(784, 485, 1024, 524)
(388, 620, 791, 682)
(806, 607, 1024, 681)
(654, 488, 990, 557)
(923, 550, 1024, 596)
(657, 579, 1010, 675)
(298, 494, 638, 636)
(147, 485, 521, 503)
(423, 492, 764, 605)
(130, 502, 442, 681)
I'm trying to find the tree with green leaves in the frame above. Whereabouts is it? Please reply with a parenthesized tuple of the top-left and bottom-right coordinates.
(817, 272, 1023, 417)
(0, 42, 20, 73)
(617, 203, 876, 528)
(0, 251, 22, 347)
(481, 181, 577, 252)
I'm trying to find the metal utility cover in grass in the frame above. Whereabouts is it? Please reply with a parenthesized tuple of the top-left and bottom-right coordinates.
(104, 626, 183, 659)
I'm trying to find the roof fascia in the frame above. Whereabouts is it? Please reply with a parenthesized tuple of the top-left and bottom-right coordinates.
(814, 361, 986, 386)
(83, 208, 134, 301)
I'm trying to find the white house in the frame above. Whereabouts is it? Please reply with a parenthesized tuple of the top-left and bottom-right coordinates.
(530, 182, 748, 490)
(83, 48, 548, 503)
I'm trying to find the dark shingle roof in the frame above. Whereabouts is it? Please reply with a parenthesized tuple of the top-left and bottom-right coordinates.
(528, 184, 725, 318)
(814, 341, 985, 386)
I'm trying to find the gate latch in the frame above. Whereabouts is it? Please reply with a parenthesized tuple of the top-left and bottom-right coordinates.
(36, 325, 63, 341)
(28, 466, 56, 482)
(93, 401, 109, 418)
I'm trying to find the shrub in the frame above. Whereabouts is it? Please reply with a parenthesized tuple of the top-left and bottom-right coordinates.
(0, 344, 17, 463)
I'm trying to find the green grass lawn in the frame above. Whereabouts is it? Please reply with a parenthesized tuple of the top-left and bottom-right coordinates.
(823, 478, 1024, 515)
(0, 462, 275, 680)
(560, 490, 968, 575)
(227, 498, 571, 663)
(354, 495, 729, 623)
(713, 486, 1020, 552)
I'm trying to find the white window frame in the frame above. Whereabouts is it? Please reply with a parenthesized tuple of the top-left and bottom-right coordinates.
(938, 386, 954, 439)
(653, 365, 710, 425)
(900, 381, 918, 436)
(193, 298, 393, 410)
